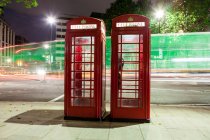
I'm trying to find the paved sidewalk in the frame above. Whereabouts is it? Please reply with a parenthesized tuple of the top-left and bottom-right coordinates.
(0, 102, 210, 140)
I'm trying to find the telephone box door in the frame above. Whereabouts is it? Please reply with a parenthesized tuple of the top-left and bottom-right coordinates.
(111, 14, 150, 120)
(64, 17, 106, 119)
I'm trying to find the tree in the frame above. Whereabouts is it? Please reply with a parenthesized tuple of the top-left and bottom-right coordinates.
(104, 0, 151, 35)
(0, 0, 38, 14)
(150, 0, 210, 33)
(180, 0, 210, 32)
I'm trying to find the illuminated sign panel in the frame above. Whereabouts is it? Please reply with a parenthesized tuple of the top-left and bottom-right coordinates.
(116, 22, 145, 27)
(71, 24, 97, 29)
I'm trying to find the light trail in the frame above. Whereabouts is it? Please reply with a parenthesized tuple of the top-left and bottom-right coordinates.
(151, 88, 202, 93)
(0, 40, 64, 51)
(15, 46, 43, 53)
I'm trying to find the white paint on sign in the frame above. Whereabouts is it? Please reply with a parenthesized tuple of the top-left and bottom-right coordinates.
(116, 22, 145, 27)
(71, 24, 97, 30)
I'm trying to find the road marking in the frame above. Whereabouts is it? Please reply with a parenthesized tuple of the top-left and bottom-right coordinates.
(151, 88, 202, 93)
(49, 94, 64, 102)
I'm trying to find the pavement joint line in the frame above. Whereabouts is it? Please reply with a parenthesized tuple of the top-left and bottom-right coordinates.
(48, 94, 64, 102)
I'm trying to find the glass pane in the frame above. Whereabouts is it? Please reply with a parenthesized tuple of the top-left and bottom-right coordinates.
(92, 37, 95, 44)
(75, 36, 91, 44)
(71, 45, 75, 54)
(121, 92, 138, 98)
(117, 99, 140, 108)
(121, 44, 139, 52)
(122, 53, 139, 62)
(72, 37, 74, 45)
(122, 72, 139, 80)
(122, 35, 139, 43)
(118, 35, 121, 43)
(71, 98, 94, 107)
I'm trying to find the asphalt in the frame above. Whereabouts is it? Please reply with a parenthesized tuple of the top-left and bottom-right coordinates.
(0, 102, 210, 140)
(1, 73, 210, 104)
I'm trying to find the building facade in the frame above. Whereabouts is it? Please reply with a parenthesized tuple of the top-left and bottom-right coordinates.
(0, 18, 15, 67)
(55, 16, 73, 70)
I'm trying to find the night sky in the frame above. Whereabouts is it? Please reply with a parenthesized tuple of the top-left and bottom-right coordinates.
(4, 0, 116, 42)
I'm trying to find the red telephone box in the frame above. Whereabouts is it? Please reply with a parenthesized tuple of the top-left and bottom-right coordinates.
(64, 17, 106, 119)
(111, 14, 150, 121)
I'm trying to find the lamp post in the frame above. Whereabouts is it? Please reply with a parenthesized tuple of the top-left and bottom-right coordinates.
(46, 16, 56, 40)
(46, 16, 56, 71)
(155, 9, 164, 33)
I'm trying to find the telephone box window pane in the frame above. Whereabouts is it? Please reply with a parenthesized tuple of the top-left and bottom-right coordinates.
(121, 92, 138, 98)
(117, 99, 139, 108)
(81, 72, 90, 79)
(122, 84, 138, 90)
(90, 72, 94, 80)
(72, 37, 74, 45)
(121, 44, 139, 52)
(122, 53, 139, 61)
(91, 90, 94, 98)
(118, 35, 121, 43)
(122, 72, 139, 80)
(73, 45, 92, 53)
(71, 98, 93, 107)
(75, 36, 91, 45)
(92, 37, 95, 44)
(82, 54, 93, 62)
(118, 44, 121, 52)
(83, 90, 90, 98)
(122, 35, 139, 43)
(83, 64, 91, 71)
(71, 45, 75, 54)
(122, 63, 139, 71)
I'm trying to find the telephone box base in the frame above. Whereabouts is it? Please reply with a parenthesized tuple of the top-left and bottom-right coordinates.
(64, 116, 102, 121)
(110, 118, 150, 123)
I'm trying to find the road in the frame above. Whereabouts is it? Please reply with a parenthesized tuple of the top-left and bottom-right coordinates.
(0, 74, 210, 104)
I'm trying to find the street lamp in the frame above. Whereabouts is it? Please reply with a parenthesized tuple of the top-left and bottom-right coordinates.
(46, 16, 56, 40)
(46, 16, 57, 71)
(155, 9, 164, 33)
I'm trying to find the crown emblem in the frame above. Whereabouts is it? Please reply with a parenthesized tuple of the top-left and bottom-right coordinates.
(128, 17, 134, 22)
(81, 19, 86, 24)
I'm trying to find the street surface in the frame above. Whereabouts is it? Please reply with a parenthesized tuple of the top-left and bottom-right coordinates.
(0, 73, 210, 104)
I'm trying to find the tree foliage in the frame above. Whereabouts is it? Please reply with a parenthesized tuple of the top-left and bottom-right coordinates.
(0, 0, 38, 14)
(163, 0, 210, 33)
(104, 0, 150, 35)
(104, 0, 210, 34)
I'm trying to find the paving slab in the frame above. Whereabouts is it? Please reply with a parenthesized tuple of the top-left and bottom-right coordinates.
(0, 102, 210, 140)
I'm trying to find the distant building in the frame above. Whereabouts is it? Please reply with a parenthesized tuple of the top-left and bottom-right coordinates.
(55, 16, 76, 70)
(0, 18, 15, 67)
